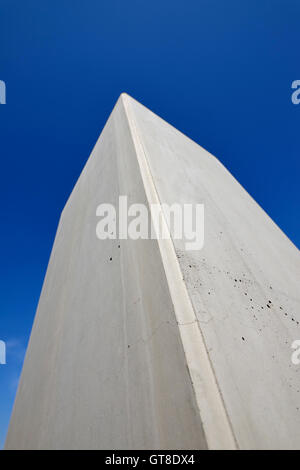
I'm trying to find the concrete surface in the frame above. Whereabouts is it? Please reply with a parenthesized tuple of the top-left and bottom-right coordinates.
(5, 94, 300, 449)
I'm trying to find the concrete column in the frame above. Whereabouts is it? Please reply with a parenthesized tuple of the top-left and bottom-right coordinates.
(5, 94, 300, 449)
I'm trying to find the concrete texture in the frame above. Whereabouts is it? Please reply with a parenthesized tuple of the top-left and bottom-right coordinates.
(5, 94, 300, 450)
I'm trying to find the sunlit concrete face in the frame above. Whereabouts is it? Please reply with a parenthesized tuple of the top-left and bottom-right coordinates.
(5, 94, 300, 450)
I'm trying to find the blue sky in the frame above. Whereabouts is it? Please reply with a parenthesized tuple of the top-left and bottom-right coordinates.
(0, 0, 299, 448)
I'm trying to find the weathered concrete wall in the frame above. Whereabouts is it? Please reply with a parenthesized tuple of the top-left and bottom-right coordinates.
(5, 94, 300, 449)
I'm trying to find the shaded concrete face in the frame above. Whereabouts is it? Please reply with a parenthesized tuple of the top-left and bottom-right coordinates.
(5, 94, 300, 450)
(5, 96, 207, 450)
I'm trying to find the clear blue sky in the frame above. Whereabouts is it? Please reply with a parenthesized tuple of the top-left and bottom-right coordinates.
(0, 0, 299, 448)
